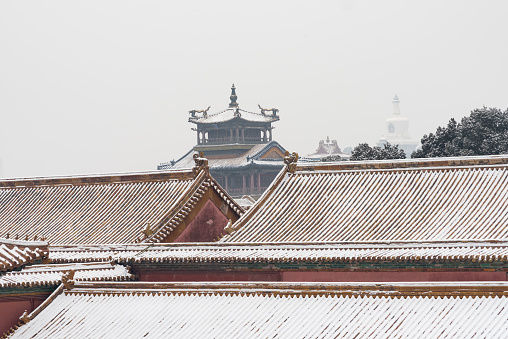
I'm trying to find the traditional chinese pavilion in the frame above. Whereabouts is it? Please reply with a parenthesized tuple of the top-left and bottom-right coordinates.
(158, 85, 288, 198)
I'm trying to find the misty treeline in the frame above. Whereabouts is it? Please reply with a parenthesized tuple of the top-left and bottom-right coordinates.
(350, 143, 406, 161)
(349, 107, 508, 161)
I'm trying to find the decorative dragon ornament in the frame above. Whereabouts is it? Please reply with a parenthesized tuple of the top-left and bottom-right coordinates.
(258, 104, 279, 116)
(284, 151, 299, 174)
(189, 106, 211, 118)
(193, 152, 209, 177)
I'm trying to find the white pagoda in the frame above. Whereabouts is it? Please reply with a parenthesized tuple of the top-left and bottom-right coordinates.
(377, 95, 418, 158)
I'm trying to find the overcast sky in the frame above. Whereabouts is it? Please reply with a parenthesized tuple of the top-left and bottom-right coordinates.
(1, 1, 507, 178)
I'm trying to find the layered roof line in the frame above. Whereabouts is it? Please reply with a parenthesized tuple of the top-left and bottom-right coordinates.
(159, 141, 291, 171)
(0, 262, 134, 290)
(59, 281, 508, 297)
(48, 241, 508, 266)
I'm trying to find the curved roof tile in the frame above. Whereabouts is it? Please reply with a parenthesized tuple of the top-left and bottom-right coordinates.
(222, 155, 508, 243)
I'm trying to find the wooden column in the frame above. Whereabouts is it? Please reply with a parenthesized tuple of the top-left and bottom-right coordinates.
(225, 175, 228, 191)
(242, 175, 246, 195)
(258, 173, 261, 194)
(250, 174, 254, 194)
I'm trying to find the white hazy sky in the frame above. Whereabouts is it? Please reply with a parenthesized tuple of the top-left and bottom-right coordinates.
(1, 1, 507, 178)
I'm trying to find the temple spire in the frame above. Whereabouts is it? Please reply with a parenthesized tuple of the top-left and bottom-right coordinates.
(229, 84, 239, 108)
(392, 94, 400, 115)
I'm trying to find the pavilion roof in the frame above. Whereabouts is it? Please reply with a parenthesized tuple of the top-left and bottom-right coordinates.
(159, 141, 287, 171)
(221, 155, 508, 243)
(189, 107, 279, 125)
(8, 281, 508, 338)
(0, 167, 242, 245)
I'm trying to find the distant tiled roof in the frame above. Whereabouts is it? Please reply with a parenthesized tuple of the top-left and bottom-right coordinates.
(0, 169, 241, 245)
(307, 137, 349, 160)
(0, 238, 48, 272)
(48, 241, 508, 266)
(8, 281, 508, 338)
(235, 195, 256, 210)
(159, 141, 287, 171)
(0, 262, 134, 289)
(222, 155, 508, 243)
(189, 108, 279, 124)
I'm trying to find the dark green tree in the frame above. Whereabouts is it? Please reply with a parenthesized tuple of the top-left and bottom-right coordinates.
(320, 155, 344, 162)
(412, 107, 508, 158)
(350, 142, 406, 161)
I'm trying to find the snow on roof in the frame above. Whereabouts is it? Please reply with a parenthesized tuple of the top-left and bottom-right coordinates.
(48, 241, 508, 266)
(9, 281, 508, 338)
(189, 108, 279, 124)
(160, 141, 287, 170)
(0, 262, 134, 289)
(0, 168, 241, 245)
(235, 195, 256, 210)
(0, 238, 48, 272)
(222, 155, 508, 243)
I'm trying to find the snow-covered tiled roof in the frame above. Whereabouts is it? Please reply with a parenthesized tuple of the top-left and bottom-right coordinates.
(0, 238, 48, 272)
(0, 168, 241, 245)
(8, 281, 508, 338)
(0, 262, 134, 288)
(48, 241, 508, 265)
(235, 195, 256, 210)
(222, 155, 508, 243)
(189, 108, 279, 124)
(159, 141, 287, 170)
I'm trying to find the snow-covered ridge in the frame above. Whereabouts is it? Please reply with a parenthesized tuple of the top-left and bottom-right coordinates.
(48, 241, 508, 264)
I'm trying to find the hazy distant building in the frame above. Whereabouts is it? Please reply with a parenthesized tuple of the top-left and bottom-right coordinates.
(307, 137, 350, 161)
(377, 95, 418, 157)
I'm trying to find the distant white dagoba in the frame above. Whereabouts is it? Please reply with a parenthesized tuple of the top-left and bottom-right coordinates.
(377, 95, 418, 158)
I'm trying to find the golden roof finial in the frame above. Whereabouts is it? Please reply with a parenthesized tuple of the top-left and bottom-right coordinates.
(229, 84, 239, 108)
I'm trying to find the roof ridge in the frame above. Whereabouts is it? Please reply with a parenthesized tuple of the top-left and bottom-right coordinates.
(0, 169, 196, 188)
(297, 155, 508, 173)
(68, 281, 508, 297)
(190, 108, 230, 121)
